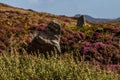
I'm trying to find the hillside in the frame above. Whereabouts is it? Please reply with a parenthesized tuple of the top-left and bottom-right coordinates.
(75, 14, 111, 23)
(0, 3, 77, 52)
(0, 3, 76, 26)
(74, 14, 120, 26)
(0, 2, 120, 74)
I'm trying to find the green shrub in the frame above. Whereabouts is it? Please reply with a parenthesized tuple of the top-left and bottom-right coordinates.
(0, 50, 119, 80)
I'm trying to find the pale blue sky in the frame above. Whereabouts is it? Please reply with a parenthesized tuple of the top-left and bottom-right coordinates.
(0, 0, 120, 18)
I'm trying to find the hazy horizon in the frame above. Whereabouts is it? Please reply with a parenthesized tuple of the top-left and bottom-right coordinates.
(0, 0, 120, 19)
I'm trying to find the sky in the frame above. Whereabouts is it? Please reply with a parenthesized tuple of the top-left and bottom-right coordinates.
(0, 0, 120, 19)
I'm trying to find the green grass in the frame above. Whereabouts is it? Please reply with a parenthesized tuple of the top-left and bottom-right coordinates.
(0, 50, 119, 80)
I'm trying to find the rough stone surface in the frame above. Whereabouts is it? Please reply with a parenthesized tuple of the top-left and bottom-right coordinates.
(28, 21, 61, 54)
(77, 15, 86, 27)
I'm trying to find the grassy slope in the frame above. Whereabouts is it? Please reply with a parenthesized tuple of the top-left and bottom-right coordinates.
(0, 3, 120, 79)
(0, 51, 119, 80)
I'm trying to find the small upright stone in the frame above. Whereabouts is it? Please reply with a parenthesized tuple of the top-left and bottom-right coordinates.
(28, 20, 61, 54)
(77, 15, 86, 27)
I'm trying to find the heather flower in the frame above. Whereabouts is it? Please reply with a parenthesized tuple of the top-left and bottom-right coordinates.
(68, 35, 75, 41)
(61, 28, 66, 34)
(79, 32, 86, 40)
(93, 42, 106, 49)
(80, 46, 90, 55)
(104, 38, 112, 44)
(108, 64, 120, 71)
(81, 41, 91, 47)
(73, 32, 81, 39)
(81, 41, 92, 55)
(68, 40, 74, 45)
(96, 56, 104, 62)
(89, 48, 98, 54)
(104, 27, 120, 33)
(73, 32, 78, 35)
(112, 28, 120, 33)
(86, 35, 92, 40)
(93, 32, 101, 39)
(61, 37, 67, 42)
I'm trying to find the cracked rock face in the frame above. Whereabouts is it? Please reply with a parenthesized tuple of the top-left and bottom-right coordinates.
(28, 21, 61, 54)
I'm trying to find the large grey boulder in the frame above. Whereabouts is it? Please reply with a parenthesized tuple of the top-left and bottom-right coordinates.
(77, 15, 86, 27)
(28, 21, 61, 54)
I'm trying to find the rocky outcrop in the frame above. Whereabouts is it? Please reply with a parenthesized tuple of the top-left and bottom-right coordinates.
(77, 15, 86, 27)
(28, 21, 61, 54)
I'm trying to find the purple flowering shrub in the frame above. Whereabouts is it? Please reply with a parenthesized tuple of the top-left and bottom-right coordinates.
(79, 32, 86, 40)
(81, 42, 120, 65)
(93, 32, 101, 39)
(60, 26, 120, 65)
(60, 27, 86, 52)
(93, 42, 106, 50)
(104, 27, 120, 33)
(0, 17, 120, 71)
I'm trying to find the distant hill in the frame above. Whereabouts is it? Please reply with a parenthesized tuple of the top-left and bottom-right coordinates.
(0, 2, 120, 26)
(74, 14, 111, 23)
(116, 17, 120, 20)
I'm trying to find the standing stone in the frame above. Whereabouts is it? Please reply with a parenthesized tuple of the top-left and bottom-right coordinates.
(77, 15, 86, 27)
(28, 20, 61, 54)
